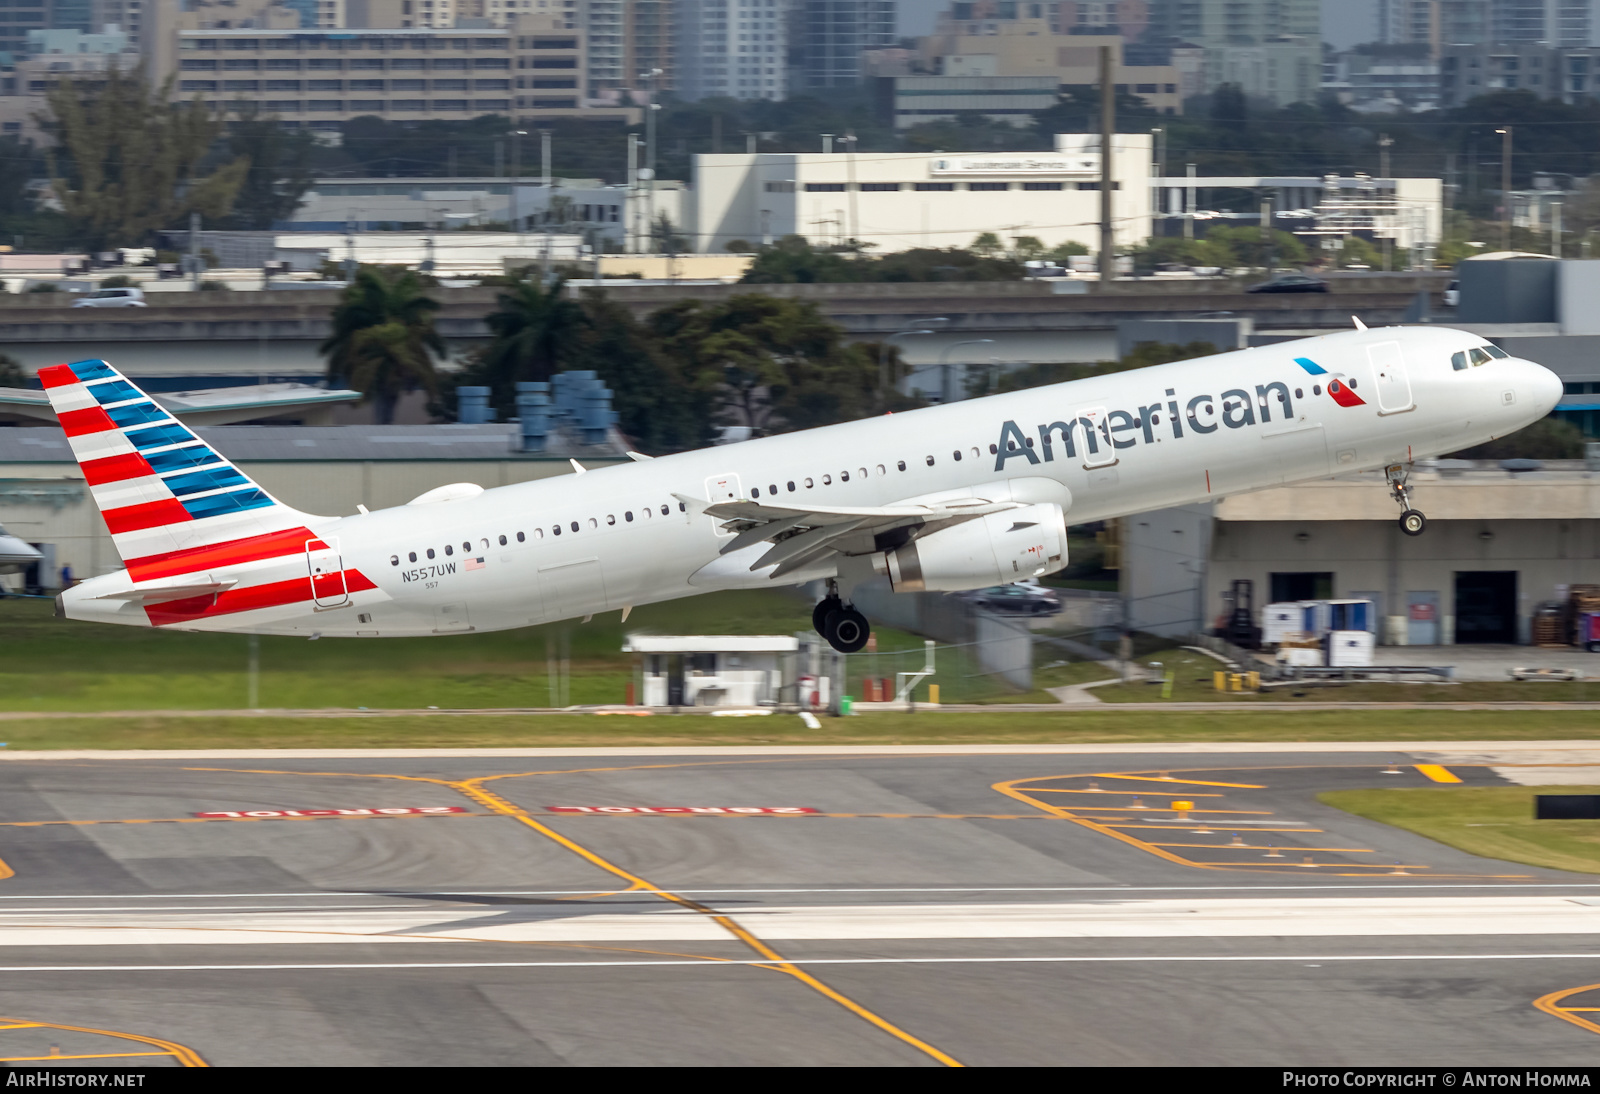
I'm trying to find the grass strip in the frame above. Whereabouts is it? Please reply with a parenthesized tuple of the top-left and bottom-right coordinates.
(1320, 786, 1600, 876)
(0, 709, 1598, 751)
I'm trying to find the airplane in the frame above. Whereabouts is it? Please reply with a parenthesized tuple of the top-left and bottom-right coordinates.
(0, 525, 43, 575)
(43, 326, 1562, 652)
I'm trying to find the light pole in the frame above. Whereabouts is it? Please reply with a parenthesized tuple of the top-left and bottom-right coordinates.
(1377, 132, 1392, 180)
(879, 319, 947, 405)
(841, 132, 859, 246)
(508, 129, 526, 233)
(938, 338, 994, 403)
(1497, 126, 1512, 252)
(644, 67, 663, 252)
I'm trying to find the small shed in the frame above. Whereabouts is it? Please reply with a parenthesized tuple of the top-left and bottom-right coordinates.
(623, 635, 800, 708)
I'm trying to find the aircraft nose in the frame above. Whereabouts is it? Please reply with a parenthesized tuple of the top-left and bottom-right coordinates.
(1526, 361, 1564, 414)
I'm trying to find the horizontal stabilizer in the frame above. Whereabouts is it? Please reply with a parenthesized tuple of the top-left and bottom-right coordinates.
(88, 577, 239, 604)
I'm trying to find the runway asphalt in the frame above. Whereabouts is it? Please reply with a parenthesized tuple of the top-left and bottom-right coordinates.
(0, 744, 1598, 1067)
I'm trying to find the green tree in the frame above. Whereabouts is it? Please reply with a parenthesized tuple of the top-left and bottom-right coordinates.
(741, 235, 864, 283)
(344, 322, 440, 426)
(970, 231, 1004, 257)
(44, 66, 248, 249)
(0, 353, 26, 387)
(474, 275, 589, 405)
(650, 294, 877, 434)
(570, 288, 713, 452)
(222, 112, 315, 230)
(321, 267, 443, 423)
(1011, 235, 1046, 260)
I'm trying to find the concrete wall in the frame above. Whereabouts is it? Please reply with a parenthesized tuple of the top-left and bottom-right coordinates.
(1123, 502, 1212, 638)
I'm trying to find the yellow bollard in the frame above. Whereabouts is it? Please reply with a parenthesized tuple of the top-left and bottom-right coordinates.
(927, 683, 940, 705)
(1246, 671, 1260, 691)
(1171, 800, 1194, 820)
(1230, 673, 1244, 692)
(1214, 670, 1228, 692)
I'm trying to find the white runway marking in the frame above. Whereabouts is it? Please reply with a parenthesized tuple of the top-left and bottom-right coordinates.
(1491, 766, 1600, 786)
(1, 953, 1599, 974)
(0, 897, 1597, 947)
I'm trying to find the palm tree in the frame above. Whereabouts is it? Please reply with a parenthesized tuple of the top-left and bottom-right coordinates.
(478, 275, 588, 403)
(321, 268, 443, 423)
(345, 322, 439, 425)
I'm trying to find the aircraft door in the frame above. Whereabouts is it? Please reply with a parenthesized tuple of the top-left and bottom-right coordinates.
(704, 473, 741, 537)
(1072, 408, 1116, 467)
(1368, 341, 1414, 414)
(306, 538, 349, 608)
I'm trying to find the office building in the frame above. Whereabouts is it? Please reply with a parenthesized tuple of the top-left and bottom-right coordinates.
(676, 0, 786, 101)
(795, 0, 895, 90)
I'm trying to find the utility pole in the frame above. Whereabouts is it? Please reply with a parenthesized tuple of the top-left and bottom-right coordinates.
(1378, 132, 1392, 180)
(843, 131, 859, 246)
(188, 211, 201, 290)
(645, 67, 662, 254)
(1184, 163, 1196, 240)
(508, 128, 526, 234)
(1553, 200, 1563, 258)
(1097, 44, 1115, 291)
(1497, 126, 1512, 251)
(627, 133, 641, 254)
(540, 129, 552, 189)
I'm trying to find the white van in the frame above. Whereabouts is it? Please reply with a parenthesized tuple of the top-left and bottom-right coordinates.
(71, 286, 146, 308)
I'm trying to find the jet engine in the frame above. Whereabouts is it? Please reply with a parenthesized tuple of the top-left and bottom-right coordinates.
(883, 503, 1067, 592)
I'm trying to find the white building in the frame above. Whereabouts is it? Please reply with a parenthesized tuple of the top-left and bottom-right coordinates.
(675, 0, 788, 101)
(689, 134, 1154, 255)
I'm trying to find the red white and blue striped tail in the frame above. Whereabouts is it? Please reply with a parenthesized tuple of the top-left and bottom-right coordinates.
(38, 359, 324, 581)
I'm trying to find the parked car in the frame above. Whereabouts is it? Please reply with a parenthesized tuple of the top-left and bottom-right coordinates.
(953, 582, 1062, 616)
(1245, 273, 1329, 294)
(1443, 279, 1459, 307)
(71, 287, 146, 308)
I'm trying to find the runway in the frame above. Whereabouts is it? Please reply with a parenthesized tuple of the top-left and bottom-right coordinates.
(0, 745, 1597, 1067)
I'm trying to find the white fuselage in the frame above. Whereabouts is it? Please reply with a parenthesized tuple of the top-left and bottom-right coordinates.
(60, 325, 1564, 636)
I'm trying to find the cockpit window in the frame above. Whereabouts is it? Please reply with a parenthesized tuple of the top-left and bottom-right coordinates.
(1468, 347, 1493, 366)
(1484, 344, 1509, 359)
(1451, 351, 1468, 371)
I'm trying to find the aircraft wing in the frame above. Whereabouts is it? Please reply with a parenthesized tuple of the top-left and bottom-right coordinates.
(674, 493, 1021, 579)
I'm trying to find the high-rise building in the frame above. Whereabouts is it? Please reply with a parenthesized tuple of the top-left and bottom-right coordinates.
(676, 0, 785, 101)
(51, 0, 95, 33)
(795, 1, 894, 89)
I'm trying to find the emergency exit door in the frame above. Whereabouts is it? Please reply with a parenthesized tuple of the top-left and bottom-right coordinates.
(306, 538, 348, 608)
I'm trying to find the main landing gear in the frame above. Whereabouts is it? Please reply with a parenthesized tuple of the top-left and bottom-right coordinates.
(814, 580, 870, 653)
(1386, 464, 1427, 537)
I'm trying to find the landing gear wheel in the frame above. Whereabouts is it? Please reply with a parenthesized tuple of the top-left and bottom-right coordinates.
(1399, 509, 1427, 537)
(813, 595, 841, 636)
(824, 607, 870, 654)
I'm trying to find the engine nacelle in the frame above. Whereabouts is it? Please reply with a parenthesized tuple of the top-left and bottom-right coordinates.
(883, 503, 1067, 592)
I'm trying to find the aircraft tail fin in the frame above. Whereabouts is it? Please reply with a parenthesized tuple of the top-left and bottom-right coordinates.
(38, 359, 324, 579)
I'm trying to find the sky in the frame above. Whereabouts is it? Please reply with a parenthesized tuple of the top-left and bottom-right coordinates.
(895, 0, 1379, 51)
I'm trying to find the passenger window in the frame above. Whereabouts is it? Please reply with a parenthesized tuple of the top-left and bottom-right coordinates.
(515, 532, 525, 543)
(427, 548, 436, 559)
(805, 477, 814, 488)
(989, 444, 998, 455)
(787, 481, 795, 491)
(1485, 345, 1509, 358)
(481, 538, 490, 550)
(607, 514, 615, 525)
(953, 449, 963, 461)
(532, 529, 542, 539)
(587, 518, 597, 529)
(925, 455, 935, 466)
(1313, 384, 1322, 395)
(390, 555, 399, 566)
(897, 460, 906, 471)
(553, 525, 562, 535)
(769, 483, 777, 494)
(840, 470, 850, 482)
(858, 467, 867, 478)
(822, 474, 832, 485)
(970, 448, 979, 459)
(751, 487, 760, 497)
(571, 521, 580, 532)
(643, 506, 651, 518)
(409, 551, 417, 562)
(445, 545, 453, 555)
(1452, 351, 1468, 371)
(662, 504, 670, 515)
(498, 535, 507, 546)
(678, 502, 685, 512)
(625, 511, 634, 521)
(876, 464, 885, 476)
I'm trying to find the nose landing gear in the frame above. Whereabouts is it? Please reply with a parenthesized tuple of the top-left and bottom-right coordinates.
(1386, 464, 1427, 537)
(813, 579, 870, 653)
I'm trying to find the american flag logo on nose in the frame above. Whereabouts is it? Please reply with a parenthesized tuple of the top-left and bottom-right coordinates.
(1294, 356, 1366, 407)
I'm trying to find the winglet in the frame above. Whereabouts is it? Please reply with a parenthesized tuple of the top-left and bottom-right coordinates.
(569, 458, 586, 474)
(626, 451, 654, 463)
(1352, 316, 1368, 331)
